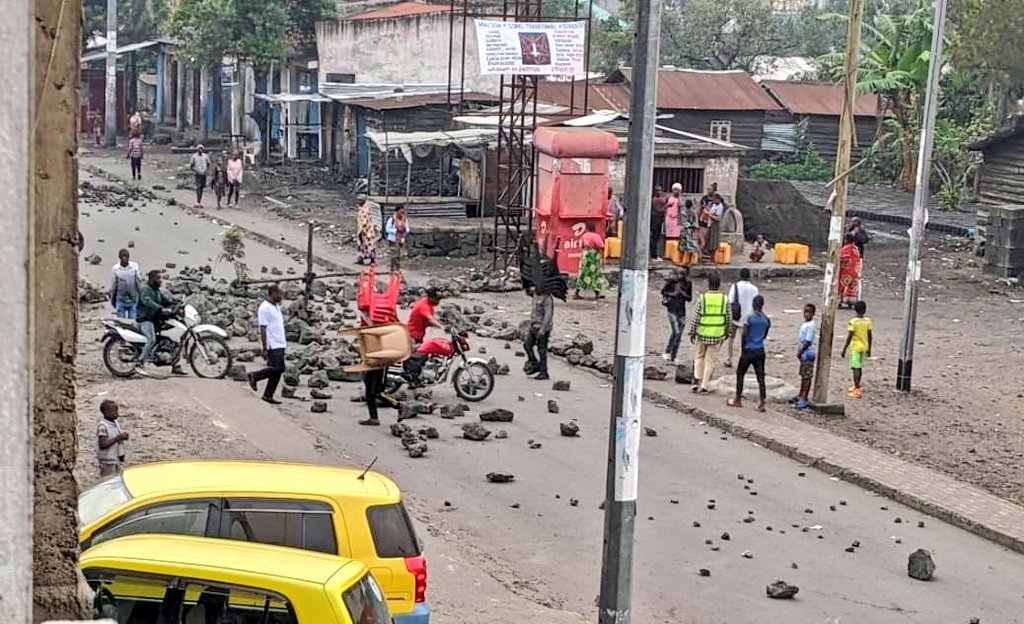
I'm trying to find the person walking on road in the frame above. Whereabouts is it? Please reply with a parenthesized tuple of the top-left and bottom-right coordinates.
(226, 151, 244, 207)
(523, 286, 554, 381)
(661, 266, 692, 364)
(137, 269, 181, 377)
(128, 109, 143, 136)
(792, 303, 817, 410)
(727, 295, 771, 412)
(97, 400, 128, 478)
(649, 186, 668, 260)
(210, 156, 228, 209)
(573, 223, 607, 300)
(724, 268, 759, 368)
(689, 272, 730, 394)
(840, 300, 873, 399)
(385, 205, 411, 270)
(848, 216, 870, 300)
(127, 132, 144, 180)
(110, 249, 143, 320)
(248, 285, 287, 405)
(189, 145, 211, 208)
(355, 195, 380, 265)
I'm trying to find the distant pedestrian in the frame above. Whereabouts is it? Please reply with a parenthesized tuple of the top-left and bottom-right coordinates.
(355, 195, 380, 265)
(189, 145, 211, 208)
(128, 109, 143, 136)
(126, 133, 144, 180)
(724, 268, 759, 368)
(650, 186, 668, 260)
(689, 272, 730, 394)
(664, 183, 683, 253)
(248, 284, 287, 405)
(838, 233, 862, 308)
(703, 193, 725, 260)
(661, 266, 692, 364)
(573, 223, 607, 300)
(791, 303, 817, 410)
(210, 156, 228, 209)
(109, 249, 143, 320)
(697, 183, 718, 254)
(606, 187, 624, 236)
(92, 113, 103, 146)
(97, 400, 128, 478)
(727, 294, 770, 411)
(385, 206, 411, 271)
(840, 300, 872, 399)
(848, 216, 870, 300)
(679, 199, 700, 260)
(523, 286, 554, 380)
(749, 234, 769, 263)
(226, 151, 244, 206)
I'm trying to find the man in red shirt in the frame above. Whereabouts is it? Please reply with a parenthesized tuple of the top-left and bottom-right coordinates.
(407, 288, 444, 344)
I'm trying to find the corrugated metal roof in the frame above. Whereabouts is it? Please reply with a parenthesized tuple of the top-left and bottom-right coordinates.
(615, 68, 782, 112)
(81, 38, 177, 64)
(346, 1, 453, 21)
(761, 80, 878, 117)
(536, 80, 631, 113)
(347, 91, 497, 111)
(255, 93, 332, 103)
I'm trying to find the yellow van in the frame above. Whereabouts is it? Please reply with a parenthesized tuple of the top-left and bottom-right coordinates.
(79, 461, 428, 623)
(81, 533, 392, 623)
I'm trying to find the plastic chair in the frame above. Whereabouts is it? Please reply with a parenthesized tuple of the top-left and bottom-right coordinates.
(339, 323, 413, 372)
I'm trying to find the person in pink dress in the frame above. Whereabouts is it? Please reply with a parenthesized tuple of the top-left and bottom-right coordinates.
(226, 151, 244, 207)
(664, 183, 683, 257)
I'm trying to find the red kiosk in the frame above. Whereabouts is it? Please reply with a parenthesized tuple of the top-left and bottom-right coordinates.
(533, 127, 620, 275)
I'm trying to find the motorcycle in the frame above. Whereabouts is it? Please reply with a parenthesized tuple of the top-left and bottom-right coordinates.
(101, 302, 233, 379)
(385, 329, 495, 402)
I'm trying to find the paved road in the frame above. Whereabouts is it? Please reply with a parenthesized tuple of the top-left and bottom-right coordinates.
(76, 153, 1024, 624)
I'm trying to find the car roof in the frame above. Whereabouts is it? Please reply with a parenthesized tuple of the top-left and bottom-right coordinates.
(82, 534, 366, 586)
(121, 460, 398, 502)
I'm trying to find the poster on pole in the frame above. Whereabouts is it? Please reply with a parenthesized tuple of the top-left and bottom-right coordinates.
(474, 19, 587, 76)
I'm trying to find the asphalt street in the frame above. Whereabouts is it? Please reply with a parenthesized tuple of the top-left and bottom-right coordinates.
(76, 153, 1024, 624)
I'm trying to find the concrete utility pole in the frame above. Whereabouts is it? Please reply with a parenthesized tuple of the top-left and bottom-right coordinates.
(897, 0, 949, 391)
(0, 0, 33, 620)
(812, 0, 865, 405)
(597, 0, 660, 619)
(104, 0, 118, 146)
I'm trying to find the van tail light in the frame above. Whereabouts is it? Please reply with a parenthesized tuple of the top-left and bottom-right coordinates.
(404, 555, 427, 603)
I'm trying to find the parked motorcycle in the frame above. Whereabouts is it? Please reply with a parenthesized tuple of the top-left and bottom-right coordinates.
(101, 302, 232, 379)
(385, 329, 494, 402)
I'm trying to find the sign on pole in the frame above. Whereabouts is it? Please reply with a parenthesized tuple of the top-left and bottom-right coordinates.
(474, 19, 587, 76)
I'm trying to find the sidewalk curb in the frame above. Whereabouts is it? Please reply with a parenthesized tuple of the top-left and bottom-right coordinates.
(641, 386, 1024, 556)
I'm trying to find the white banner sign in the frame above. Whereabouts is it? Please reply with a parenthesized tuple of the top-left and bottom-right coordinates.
(474, 19, 587, 76)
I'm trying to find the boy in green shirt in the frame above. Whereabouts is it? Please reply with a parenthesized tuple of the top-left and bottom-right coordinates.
(840, 300, 872, 399)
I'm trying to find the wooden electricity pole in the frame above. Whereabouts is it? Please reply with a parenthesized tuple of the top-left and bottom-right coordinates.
(812, 0, 865, 405)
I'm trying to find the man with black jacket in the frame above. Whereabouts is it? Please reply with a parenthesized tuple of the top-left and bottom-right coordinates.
(136, 270, 179, 377)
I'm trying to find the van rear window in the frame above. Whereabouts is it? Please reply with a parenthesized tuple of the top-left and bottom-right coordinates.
(366, 503, 420, 558)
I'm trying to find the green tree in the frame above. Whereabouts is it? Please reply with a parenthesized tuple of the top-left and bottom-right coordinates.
(949, 0, 1024, 116)
(83, 0, 169, 48)
(662, 0, 796, 71)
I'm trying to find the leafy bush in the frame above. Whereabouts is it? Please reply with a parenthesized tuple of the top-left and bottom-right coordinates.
(747, 144, 833, 181)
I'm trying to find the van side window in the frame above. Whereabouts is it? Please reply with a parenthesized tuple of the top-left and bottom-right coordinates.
(366, 503, 421, 558)
(89, 499, 217, 548)
(220, 498, 338, 555)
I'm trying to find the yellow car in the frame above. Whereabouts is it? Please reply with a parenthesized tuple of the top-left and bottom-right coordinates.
(79, 461, 429, 623)
(82, 533, 392, 623)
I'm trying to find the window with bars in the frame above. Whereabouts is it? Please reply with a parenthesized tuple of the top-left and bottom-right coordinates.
(709, 120, 732, 142)
(653, 168, 704, 195)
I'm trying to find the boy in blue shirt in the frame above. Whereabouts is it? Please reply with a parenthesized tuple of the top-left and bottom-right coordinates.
(792, 303, 817, 410)
(727, 295, 771, 412)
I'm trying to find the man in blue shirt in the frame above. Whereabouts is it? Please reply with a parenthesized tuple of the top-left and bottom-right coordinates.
(727, 294, 771, 412)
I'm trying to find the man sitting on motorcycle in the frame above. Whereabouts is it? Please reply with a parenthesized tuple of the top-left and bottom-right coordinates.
(404, 288, 444, 382)
(136, 269, 182, 377)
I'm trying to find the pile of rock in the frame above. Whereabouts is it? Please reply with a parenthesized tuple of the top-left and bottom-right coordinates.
(79, 279, 109, 304)
(79, 180, 156, 208)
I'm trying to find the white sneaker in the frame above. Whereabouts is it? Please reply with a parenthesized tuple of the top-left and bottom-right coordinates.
(661, 353, 671, 362)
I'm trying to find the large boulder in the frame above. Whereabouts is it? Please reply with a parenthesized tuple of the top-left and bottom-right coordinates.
(327, 367, 362, 383)
(707, 375, 797, 403)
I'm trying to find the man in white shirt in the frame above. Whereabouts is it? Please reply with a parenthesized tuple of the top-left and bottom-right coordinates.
(725, 267, 759, 368)
(97, 400, 128, 477)
(109, 248, 143, 319)
(248, 284, 287, 404)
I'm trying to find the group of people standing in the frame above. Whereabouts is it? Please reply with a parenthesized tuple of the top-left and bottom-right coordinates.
(649, 183, 728, 263)
(189, 145, 245, 209)
(355, 195, 411, 270)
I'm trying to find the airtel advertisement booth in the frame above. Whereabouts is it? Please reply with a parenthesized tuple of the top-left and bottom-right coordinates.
(533, 127, 620, 274)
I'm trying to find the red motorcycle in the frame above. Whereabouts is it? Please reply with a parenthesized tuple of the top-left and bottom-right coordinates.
(385, 329, 495, 402)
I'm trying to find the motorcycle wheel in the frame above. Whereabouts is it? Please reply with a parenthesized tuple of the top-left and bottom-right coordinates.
(452, 361, 494, 402)
(189, 335, 233, 379)
(103, 337, 139, 378)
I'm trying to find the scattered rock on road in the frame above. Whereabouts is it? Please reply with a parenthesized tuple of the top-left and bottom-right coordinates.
(560, 421, 580, 437)
(84, 253, 103, 265)
(699, 568, 711, 577)
(766, 580, 799, 599)
(440, 402, 469, 418)
(310, 401, 327, 413)
(644, 427, 657, 437)
(399, 400, 432, 421)
(908, 549, 936, 581)
(308, 370, 329, 389)
(462, 423, 491, 441)
(552, 380, 571, 391)
(407, 442, 428, 458)
(547, 399, 560, 414)
(418, 426, 440, 439)
(310, 388, 332, 400)
(480, 408, 514, 423)
(486, 472, 515, 483)
(390, 423, 411, 438)
(281, 386, 297, 399)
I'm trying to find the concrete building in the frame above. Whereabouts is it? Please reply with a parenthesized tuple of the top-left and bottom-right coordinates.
(315, 1, 498, 93)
